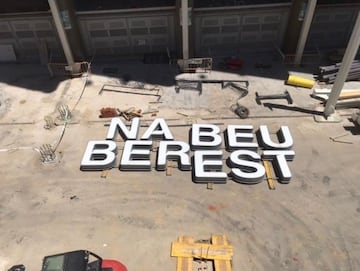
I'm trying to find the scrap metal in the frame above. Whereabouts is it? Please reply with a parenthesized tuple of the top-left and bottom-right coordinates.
(315, 59, 360, 83)
(255, 90, 293, 105)
(39, 144, 56, 164)
(175, 79, 249, 94)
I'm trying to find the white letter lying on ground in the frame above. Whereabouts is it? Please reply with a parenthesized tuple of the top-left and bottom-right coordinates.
(226, 125, 258, 151)
(229, 150, 265, 184)
(80, 140, 117, 171)
(141, 118, 174, 140)
(106, 117, 140, 140)
(262, 150, 295, 183)
(193, 150, 227, 183)
(120, 140, 152, 171)
(259, 125, 293, 149)
(191, 124, 222, 150)
(157, 141, 191, 171)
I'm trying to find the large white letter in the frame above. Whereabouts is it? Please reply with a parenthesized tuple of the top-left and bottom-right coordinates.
(258, 125, 293, 149)
(262, 150, 295, 183)
(191, 124, 222, 150)
(141, 118, 174, 140)
(193, 150, 227, 183)
(157, 141, 191, 171)
(229, 150, 265, 184)
(80, 140, 117, 171)
(226, 125, 258, 151)
(120, 140, 152, 171)
(106, 117, 140, 140)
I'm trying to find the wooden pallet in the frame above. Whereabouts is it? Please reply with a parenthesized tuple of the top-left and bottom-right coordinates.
(171, 235, 233, 271)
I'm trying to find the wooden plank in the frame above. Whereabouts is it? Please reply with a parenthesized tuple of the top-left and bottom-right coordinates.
(166, 161, 175, 176)
(173, 236, 193, 271)
(211, 235, 232, 271)
(171, 241, 233, 260)
(263, 160, 276, 190)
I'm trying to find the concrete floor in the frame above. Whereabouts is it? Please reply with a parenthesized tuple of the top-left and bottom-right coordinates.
(0, 59, 359, 271)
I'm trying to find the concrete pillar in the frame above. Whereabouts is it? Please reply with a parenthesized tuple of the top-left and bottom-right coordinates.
(294, 0, 317, 65)
(48, 0, 74, 66)
(181, 0, 189, 59)
(324, 11, 360, 118)
(282, 0, 306, 54)
(49, 0, 85, 63)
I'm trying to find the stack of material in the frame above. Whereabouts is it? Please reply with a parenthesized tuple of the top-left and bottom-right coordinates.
(315, 60, 360, 83)
(312, 88, 360, 108)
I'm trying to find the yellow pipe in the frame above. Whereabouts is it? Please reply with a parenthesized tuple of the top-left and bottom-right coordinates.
(287, 74, 314, 89)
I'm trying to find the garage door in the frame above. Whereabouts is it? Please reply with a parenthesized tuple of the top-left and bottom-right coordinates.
(79, 13, 175, 57)
(194, 7, 289, 57)
(0, 16, 60, 62)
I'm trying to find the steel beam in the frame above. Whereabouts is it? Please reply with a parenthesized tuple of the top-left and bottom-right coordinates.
(324, 11, 360, 118)
(181, 0, 189, 59)
(294, 0, 317, 66)
(48, 0, 74, 66)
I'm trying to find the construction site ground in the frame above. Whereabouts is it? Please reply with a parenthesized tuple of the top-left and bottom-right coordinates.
(0, 56, 360, 271)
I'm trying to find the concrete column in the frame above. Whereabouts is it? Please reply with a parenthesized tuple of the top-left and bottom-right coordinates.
(282, 0, 306, 55)
(48, 0, 84, 65)
(48, 0, 74, 66)
(294, 0, 317, 65)
(181, 0, 189, 59)
(324, 11, 360, 118)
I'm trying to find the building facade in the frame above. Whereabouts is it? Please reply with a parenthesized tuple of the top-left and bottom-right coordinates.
(0, 0, 359, 63)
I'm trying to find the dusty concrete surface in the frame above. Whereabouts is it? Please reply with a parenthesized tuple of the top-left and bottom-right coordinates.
(0, 60, 360, 271)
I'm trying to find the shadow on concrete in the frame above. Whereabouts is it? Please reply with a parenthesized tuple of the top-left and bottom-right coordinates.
(0, 63, 65, 93)
(344, 118, 360, 135)
(0, 50, 324, 93)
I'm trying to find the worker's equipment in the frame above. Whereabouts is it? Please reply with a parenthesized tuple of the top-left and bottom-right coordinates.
(286, 74, 315, 88)
(171, 235, 233, 271)
(255, 90, 293, 105)
(177, 58, 212, 73)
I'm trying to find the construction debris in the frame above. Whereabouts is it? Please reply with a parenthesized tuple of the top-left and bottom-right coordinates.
(329, 133, 353, 144)
(44, 116, 55, 130)
(315, 60, 360, 84)
(99, 107, 119, 118)
(255, 90, 293, 105)
(39, 144, 56, 164)
(175, 79, 249, 95)
(99, 107, 143, 120)
(57, 104, 71, 121)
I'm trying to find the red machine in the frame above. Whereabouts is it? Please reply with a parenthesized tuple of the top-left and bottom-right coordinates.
(8, 250, 127, 271)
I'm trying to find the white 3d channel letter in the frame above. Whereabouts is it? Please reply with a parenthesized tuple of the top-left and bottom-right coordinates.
(191, 124, 222, 150)
(193, 150, 227, 183)
(156, 141, 191, 171)
(80, 140, 117, 170)
(141, 118, 174, 140)
(229, 150, 265, 184)
(120, 140, 152, 171)
(259, 125, 293, 149)
(262, 150, 295, 183)
(106, 117, 140, 140)
(226, 125, 258, 151)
